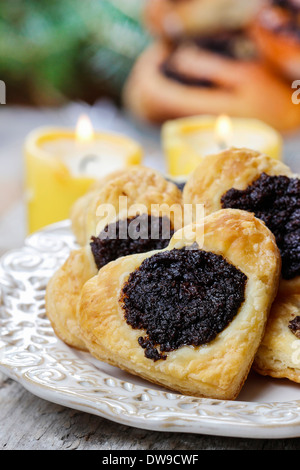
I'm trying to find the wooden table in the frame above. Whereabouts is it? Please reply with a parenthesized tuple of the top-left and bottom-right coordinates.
(1, 104, 300, 450)
(2, 370, 300, 450)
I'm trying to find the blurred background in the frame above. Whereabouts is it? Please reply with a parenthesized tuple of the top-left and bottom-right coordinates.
(1, 0, 300, 254)
(0, 0, 149, 106)
(0, 0, 152, 254)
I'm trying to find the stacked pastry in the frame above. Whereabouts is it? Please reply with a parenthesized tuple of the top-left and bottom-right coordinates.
(46, 166, 182, 350)
(123, 0, 300, 131)
(46, 148, 300, 400)
(183, 148, 300, 383)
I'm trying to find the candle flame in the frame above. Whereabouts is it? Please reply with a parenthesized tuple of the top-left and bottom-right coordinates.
(76, 114, 94, 142)
(215, 115, 233, 150)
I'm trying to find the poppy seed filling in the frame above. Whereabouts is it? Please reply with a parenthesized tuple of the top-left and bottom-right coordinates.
(120, 248, 247, 361)
(289, 316, 300, 338)
(221, 172, 300, 280)
(90, 214, 175, 270)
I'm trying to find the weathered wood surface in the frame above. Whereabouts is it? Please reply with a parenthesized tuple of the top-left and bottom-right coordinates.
(1, 372, 300, 450)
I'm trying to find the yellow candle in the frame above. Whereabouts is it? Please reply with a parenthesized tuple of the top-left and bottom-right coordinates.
(24, 115, 143, 233)
(162, 115, 282, 178)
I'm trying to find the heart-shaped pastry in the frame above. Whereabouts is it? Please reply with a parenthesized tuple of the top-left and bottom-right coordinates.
(183, 147, 300, 383)
(78, 209, 280, 399)
(70, 165, 182, 246)
(46, 166, 182, 350)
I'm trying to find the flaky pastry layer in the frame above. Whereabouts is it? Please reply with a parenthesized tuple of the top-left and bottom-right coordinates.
(78, 209, 280, 399)
(183, 147, 300, 382)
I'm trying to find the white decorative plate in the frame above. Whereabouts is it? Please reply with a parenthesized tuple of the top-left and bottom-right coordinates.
(0, 220, 300, 439)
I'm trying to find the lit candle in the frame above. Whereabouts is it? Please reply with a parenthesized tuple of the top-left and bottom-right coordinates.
(162, 115, 282, 178)
(24, 115, 143, 233)
(214, 115, 233, 151)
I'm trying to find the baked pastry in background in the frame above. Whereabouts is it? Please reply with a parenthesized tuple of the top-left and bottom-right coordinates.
(78, 209, 280, 400)
(46, 166, 182, 349)
(183, 147, 300, 383)
(123, 38, 300, 131)
(144, 0, 266, 39)
(251, 0, 300, 80)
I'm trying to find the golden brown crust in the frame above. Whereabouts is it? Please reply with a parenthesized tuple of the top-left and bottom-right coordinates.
(78, 209, 280, 400)
(123, 42, 300, 131)
(45, 246, 98, 350)
(144, 0, 266, 38)
(183, 147, 293, 214)
(254, 261, 300, 382)
(71, 165, 182, 246)
(183, 147, 300, 383)
(253, 293, 300, 383)
(47, 166, 182, 350)
(70, 168, 137, 246)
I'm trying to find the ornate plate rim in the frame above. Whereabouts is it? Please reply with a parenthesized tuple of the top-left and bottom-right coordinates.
(0, 220, 300, 439)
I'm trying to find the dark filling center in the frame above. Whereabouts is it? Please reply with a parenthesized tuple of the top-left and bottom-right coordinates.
(193, 33, 256, 60)
(289, 315, 300, 337)
(160, 60, 216, 88)
(90, 214, 174, 270)
(160, 33, 256, 87)
(120, 247, 247, 361)
(221, 173, 300, 280)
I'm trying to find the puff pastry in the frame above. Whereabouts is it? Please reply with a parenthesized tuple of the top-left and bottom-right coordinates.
(45, 246, 97, 350)
(46, 166, 182, 350)
(183, 147, 300, 382)
(70, 165, 182, 247)
(254, 291, 300, 383)
(70, 168, 129, 246)
(123, 41, 300, 131)
(78, 209, 280, 400)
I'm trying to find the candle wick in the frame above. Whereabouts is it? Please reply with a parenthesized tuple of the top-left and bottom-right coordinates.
(79, 154, 101, 173)
(217, 139, 228, 151)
